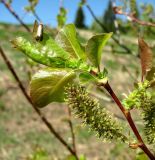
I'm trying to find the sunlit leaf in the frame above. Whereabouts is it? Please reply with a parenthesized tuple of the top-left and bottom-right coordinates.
(11, 37, 70, 68)
(55, 24, 86, 60)
(30, 68, 76, 107)
(85, 33, 112, 70)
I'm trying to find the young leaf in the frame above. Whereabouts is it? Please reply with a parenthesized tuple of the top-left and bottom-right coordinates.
(138, 38, 152, 81)
(30, 68, 76, 107)
(11, 37, 70, 68)
(55, 24, 86, 60)
(85, 33, 113, 70)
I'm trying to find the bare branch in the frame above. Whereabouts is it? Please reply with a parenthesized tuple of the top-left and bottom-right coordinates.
(1, 0, 31, 32)
(32, 10, 42, 23)
(113, 6, 155, 28)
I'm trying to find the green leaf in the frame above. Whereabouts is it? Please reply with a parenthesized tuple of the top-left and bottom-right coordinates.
(55, 24, 86, 60)
(79, 71, 97, 83)
(11, 37, 70, 68)
(30, 68, 76, 107)
(85, 33, 113, 69)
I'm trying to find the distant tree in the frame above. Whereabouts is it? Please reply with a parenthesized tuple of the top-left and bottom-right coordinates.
(130, 0, 139, 18)
(102, 0, 116, 32)
(74, 6, 86, 29)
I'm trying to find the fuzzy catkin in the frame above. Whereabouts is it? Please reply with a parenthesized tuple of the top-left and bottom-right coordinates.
(65, 85, 127, 142)
(122, 80, 155, 144)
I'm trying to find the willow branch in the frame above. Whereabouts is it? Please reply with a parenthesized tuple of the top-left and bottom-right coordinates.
(103, 82, 155, 160)
(113, 6, 155, 28)
(86, 4, 132, 54)
(89, 69, 155, 159)
(0, 46, 78, 159)
(1, 0, 31, 32)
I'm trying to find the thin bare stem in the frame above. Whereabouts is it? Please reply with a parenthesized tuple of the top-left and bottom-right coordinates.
(32, 10, 42, 23)
(113, 6, 155, 28)
(86, 4, 132, 54)
(0, 46, 78, 159)
(1, 0, 31, 32)
(67, 107, 77, 155)
(103, 82, 155, 160)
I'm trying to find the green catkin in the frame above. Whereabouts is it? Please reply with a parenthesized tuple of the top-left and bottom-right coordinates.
(143, 104, 155, 144)
(122, 80, 150, 110)
(65, 85, 127, 142)
(122, 80, 155, 144)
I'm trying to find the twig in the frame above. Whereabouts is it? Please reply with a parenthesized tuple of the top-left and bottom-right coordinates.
(0, 46, 78, 159)
(103, 82, 155, 160)
(32, 10, 42, 23)
(86, 4, 132, 54)
(67, 107, 77, 155)
(111, 0, 121, 40)
(1, 0, 31, 32)
(113, 6, 155, 28)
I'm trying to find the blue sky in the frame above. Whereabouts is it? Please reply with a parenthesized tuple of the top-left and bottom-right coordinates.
(0, 0, 155, 27)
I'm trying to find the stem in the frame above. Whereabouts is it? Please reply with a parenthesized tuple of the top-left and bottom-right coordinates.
(86, 4, 132, 54)
(103, 82, 155, 160)
(0, 46, 78, 158)
(67, 107, 78, 156)
(1, 0, 31, 32)
(113, 6, 155, 28)
(33, 10, 42, 23)
(111, 0, 121, 39)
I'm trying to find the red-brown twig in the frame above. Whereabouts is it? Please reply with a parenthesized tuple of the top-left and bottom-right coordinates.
(1, 0, 31, 32)
(0, 46, 78, 159)
(90, 69, 155, 159)
(113, 6, 155, 28)
(32, 10, 42, 23)
(103, 82, 155, 160)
